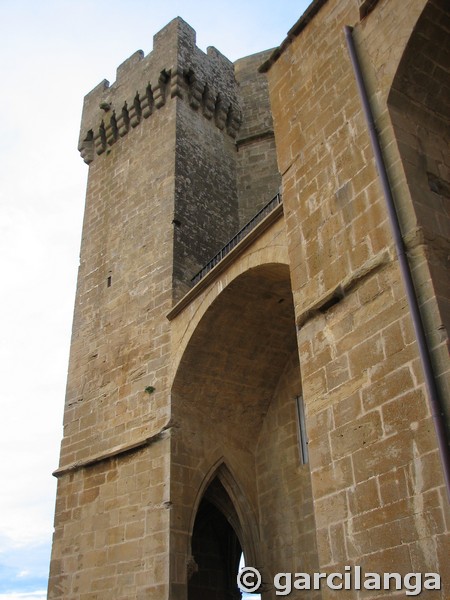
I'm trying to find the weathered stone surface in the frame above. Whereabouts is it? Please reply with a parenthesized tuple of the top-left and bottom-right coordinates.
(266, 0, 449, 596)
(49, 1, 450, 598)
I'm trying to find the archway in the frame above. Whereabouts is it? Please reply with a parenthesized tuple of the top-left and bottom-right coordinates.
(188, 477, 243, 600)
(388, 0, 450, 343)
(170, 262, 318, 596)
(171, 263, 298, 446)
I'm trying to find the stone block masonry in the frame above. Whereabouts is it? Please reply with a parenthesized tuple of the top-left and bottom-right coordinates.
(265, 0, 450, 596)
(49, 15, 283, 599)
(78, 19, 242, 164)
(78, 17, 280, 302)
(49, 1, 449, 598)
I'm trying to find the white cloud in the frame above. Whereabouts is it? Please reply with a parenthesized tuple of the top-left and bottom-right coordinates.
(0, 538, 50, 597)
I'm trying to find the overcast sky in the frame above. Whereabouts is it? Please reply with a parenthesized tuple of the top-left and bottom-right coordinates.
(0, 1, 310, 597)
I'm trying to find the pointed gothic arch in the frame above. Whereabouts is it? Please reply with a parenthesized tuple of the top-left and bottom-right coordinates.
(186, 461, 264, 599)
(169, 261, 316, 598)
(387, 0, 450, 344)
(188, 460, 260, 571)
(188, 477, 242, 599)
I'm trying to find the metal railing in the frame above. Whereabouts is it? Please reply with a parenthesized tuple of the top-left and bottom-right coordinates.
(191, 192, 282, 285)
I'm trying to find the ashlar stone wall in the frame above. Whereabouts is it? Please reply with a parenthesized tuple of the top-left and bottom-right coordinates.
(168, 216, 319, 600)
(49, 16, 283, 599)
(49, 2, 450, 598)
(265, 0, 450, 596)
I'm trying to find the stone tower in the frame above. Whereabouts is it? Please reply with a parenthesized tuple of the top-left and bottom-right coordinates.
(49, 1, 450, 598)
(49, 17, 298, 600)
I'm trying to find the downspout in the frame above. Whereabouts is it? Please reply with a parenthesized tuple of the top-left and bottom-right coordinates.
(344, 25, 450, 501)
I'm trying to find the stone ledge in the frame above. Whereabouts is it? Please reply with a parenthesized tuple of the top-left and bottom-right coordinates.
(53, 425, 170, 477)
(297, 249, 393, 328)
(236, 129, 275, 148)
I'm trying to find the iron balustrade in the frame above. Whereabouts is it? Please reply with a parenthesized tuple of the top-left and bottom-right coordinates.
(191, 192, 282, 285)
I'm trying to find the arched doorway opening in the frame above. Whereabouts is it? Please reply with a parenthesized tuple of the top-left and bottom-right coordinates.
(388, 0, 450, 342)
(188, 477, 243, 600)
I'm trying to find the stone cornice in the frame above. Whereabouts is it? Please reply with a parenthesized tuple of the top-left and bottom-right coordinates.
(53, 425, 170, 477)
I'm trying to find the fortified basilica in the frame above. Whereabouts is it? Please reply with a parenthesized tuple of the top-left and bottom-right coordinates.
(49, 0, 450, 597)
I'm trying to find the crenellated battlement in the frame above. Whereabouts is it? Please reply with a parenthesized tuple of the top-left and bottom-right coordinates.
(78, 17, 242, 164)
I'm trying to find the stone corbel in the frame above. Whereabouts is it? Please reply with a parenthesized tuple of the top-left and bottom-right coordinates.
(226, 106, 242, 138)
(116, 105, 130, 137)
(215, 97, 228, 130)
(141, 85, 154, 118)
(189, 77, 205, 110)
(94, 123, 106, 155)
(170, 67, 185, 99)
(129, 95, 141, 128)
(153, 71, 169, 109)
(79, 132, 94, 165)
(202, 86, 215, 119)
(105, 113, 118, 146)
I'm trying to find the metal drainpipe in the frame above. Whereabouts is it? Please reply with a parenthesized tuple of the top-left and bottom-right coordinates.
(344, 25, 450, 501)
